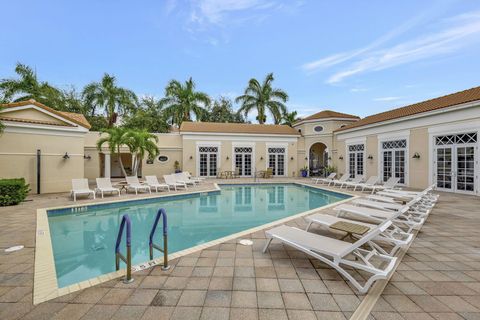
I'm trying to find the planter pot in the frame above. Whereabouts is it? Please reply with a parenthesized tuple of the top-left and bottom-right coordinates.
(175, 169, 182, 173)
(301, 171, 308, 177)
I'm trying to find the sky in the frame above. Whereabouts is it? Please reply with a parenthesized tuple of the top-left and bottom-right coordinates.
(1, 0, 480, 120)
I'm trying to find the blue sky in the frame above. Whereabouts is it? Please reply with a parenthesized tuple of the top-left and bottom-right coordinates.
(1, 0, 480, 120)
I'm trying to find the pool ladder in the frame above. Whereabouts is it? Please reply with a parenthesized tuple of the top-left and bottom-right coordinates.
(115, 214, 133, 283)
(115, 209, 170, 283)
(149, 208, 170, 271)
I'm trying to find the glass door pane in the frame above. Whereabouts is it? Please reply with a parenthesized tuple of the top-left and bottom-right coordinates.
(394, 150, 405, 184)
(244, 154, 252, 176)
(436, 147, 452, 190)
(456, 146, 475, 193)
(209, 153, 217, 177)
(383, 151, 392, 182)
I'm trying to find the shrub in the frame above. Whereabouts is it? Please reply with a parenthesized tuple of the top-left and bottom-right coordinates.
(0, 178, 30, 206)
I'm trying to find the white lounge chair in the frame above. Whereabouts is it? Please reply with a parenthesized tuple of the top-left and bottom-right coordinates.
(95, 178, 121, 198)
(379, 184, 438, 203)
(263, 221, 397, 293)
(312, 173, 336, 185)
(353, 197, 431, 217)
(340, 176, 364, 189)
(164, 174, 187, 191)
(305, 213, 413, 256)
(185, 171, 205, 182)
(125, 176, 151, 195)
(334, 204, 424, 233)
(145, 176, 170, 192)
(71, 179, 95, 201)
(353, 176, 380, 193)
(174, 172, 196, 187)
(179, 172, 201, 185)
(332, 174, 350, 187)
(370, 177, 401, 193)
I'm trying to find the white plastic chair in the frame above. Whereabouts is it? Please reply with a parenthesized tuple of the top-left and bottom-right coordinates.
(71, 179, 95, 201)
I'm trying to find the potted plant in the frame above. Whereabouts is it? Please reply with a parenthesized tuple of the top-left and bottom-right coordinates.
(174, 160, 181, 173)
(325, 165, 336, 176)
(300, 166, 308, 177)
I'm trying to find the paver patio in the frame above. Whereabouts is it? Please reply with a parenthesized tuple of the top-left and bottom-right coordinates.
(0, 178, 479, 320)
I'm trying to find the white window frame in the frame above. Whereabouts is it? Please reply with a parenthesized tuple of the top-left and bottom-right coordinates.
(428, 121, 480, 196)
(266, 143, 288, 177)
(196, 141, 221, 177)
(232, 142, 255, 177)
(345, 137, 366, 178)
(378, 132, 410, 186)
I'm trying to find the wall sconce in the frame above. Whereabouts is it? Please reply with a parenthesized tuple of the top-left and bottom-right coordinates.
(328, 156, 332, 160)
(304, 157, 308, 160)
(290, 157, 294, 160)
(339, 155, 344, 160)
(226, 156, 230, 160)
(189, 155, 193, 160)
(62, 152, 70, 160)
(260, 157, 264, 160)
(412, 152, 420, 159)
(83, 154, 91, 160)
(368, 155, 373, 160)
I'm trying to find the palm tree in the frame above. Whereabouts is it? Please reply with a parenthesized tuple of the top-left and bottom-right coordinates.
(0, 63, 63, 108)
(125, 130, 159, 176)
(160, 77, 210, 126)
(281, 111, 299, 127)
(235, 73, 289, 124)
(96, 127, 130, 177)
(82, 73, 138, 127)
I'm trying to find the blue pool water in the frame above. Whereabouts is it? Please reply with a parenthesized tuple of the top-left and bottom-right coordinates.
(47, 184, 349, 287)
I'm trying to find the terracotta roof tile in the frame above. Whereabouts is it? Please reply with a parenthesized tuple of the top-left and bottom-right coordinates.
(336, 86, 480, 132)
(180, 121, 300, 135)
(1, 99, 91, 129)
(300, 110, 360, 122)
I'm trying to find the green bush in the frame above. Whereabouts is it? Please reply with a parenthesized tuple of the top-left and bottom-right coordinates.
(0, 178, 30, 206)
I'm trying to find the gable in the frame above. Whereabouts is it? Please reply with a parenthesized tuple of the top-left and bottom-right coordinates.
(0, 107, 72, 126)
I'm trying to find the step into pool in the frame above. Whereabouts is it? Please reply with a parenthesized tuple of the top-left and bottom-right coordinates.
(47, 183, 350, 287)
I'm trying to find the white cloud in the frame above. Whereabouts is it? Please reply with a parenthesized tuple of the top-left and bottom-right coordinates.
(301, 10, 480, 84)
(350, 87, 368, 93)
(373, 96, 402, 102)
(190, 0, 271, 25)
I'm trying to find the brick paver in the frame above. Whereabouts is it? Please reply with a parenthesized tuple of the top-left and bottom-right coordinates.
(0, 178, 478, 319)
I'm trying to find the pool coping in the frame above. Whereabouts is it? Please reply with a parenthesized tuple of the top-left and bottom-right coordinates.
(34, 182, 356, 305)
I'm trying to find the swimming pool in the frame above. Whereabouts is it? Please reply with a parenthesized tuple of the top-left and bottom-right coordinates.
(47, 183, 350, 288)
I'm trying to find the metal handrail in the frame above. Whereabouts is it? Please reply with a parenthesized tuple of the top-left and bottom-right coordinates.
(149, 208, 170, 270)
(115, 214, 133, 283)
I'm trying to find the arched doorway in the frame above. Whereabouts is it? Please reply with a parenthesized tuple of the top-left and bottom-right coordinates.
(309, 143, 328, 176)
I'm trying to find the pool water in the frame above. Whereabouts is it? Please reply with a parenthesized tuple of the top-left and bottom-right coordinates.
(47, 184, 349, 287)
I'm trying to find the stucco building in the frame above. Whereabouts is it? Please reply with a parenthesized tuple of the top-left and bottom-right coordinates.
(1, 86, 479, 196)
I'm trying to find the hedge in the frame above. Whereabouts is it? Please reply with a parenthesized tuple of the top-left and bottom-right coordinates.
(0, 178, 30, 206)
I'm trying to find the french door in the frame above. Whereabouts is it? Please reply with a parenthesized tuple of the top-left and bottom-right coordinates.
(381, 139, 407, 184)
(198, 146, 218, 177)
(234, 147, 253, 177)
(347, 144, 364, 178)
(268, 147, 286, 176)
(434, 133, 477, 194)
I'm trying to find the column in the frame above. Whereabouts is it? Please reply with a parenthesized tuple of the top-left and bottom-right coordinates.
(104, 153, 111, 178)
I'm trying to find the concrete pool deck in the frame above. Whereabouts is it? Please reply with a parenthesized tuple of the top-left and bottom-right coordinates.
(0, 178, 479, 320)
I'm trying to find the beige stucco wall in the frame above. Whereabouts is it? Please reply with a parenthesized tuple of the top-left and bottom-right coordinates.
(365, 135, 378, 178)
(2, 108, 69, 125)
(0, 131, 85, 193)
(181, 137, 298, 177)
(409, 128, 429, 189)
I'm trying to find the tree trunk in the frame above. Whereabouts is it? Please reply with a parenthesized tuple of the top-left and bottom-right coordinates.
(117, 146, 128, 177)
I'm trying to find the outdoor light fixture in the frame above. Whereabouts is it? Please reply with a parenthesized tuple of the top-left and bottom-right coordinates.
(290, 157, 294, 160)
(62, 152, 70, 160)
(260, 157, 264, 160)
(368, 155, 373, 160)
(304, 157, 308, 160)
(83, 154, 91, 160)
(189, 156, 193, 160)
(339, 155, 344, 160)
(412, 152, 420, 159)
(226, 156, 229, 160)
(328, 156, 332, 160)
